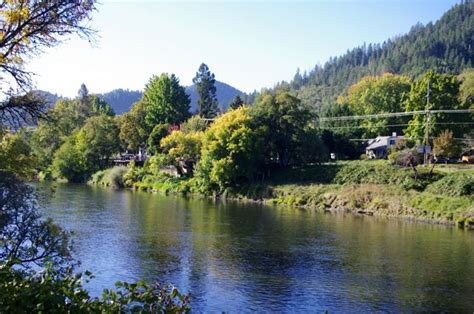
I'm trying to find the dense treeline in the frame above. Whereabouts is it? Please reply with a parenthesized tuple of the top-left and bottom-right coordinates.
(279, 1, 474, 111)
(12, 67, 472, 189)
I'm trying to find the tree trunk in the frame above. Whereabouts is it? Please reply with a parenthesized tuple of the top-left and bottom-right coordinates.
(410, 163, 418, 181)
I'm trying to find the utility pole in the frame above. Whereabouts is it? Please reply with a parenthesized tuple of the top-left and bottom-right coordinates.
(424, 79, 430, 166)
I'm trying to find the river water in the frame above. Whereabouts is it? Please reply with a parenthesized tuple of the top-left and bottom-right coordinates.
(36, 183, 474, 312)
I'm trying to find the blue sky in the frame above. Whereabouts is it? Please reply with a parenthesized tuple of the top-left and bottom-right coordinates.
(28, 0, 459, 97)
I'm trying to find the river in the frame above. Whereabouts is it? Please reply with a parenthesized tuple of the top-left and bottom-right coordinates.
(36, 182, 474, 312)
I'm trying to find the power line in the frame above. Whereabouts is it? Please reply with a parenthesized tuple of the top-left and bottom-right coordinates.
(323, 122, 474, 130)
(349, 137, 474, 142)
(318, 109, 474, 122)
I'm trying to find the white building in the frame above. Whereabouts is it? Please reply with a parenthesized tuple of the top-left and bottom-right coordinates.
(365, 133, 406, 159)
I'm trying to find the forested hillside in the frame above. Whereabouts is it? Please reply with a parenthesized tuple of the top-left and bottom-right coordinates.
(99, 89, 142, 114)
(284, 1, 474, 111)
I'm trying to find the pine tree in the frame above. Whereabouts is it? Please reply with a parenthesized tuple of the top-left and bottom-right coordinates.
(192, 63, 219, 118)
(229, 95, 244, 110)
(78, 83, 89, 103)
(77, 83, 90, 116)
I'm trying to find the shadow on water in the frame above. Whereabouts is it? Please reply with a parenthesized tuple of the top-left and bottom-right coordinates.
(36, 182, 474, 312)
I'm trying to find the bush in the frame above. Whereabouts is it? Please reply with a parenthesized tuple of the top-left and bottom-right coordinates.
(333, 160, 432, 190)
(123, 161, 148, 187)
(0, 265, 190, 312)
(90, 166, 128, 189)
(180, 115, 208, 133)
(425, 172, 474, 196)
(392, 149, 422, 167)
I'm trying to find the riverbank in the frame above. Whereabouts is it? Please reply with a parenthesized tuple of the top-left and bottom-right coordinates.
(88, 161, 474, 229)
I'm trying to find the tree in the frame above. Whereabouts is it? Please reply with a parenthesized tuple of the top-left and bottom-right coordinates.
(0, 172, 72, 272)
(196, 107, 263, 192)
(320, 129, 359, 160)
(52, 115, 120, 182)
(160, 130, 203, 177)
(458, 68, 474, 108)
(147, 123, 169, 155)
(0, 92, 48, 127)
(78, 83, 89, 103)
(229, 95, 244, 110)
(180, 115, 208, 133)
(143, 73, 190, 128)
(433, 129, 462, 159)
(192, 63, 219, 118)
(251, 89, 319, 167)
(30, 96, 114, 174)
(75, 115, 120, 170)
(89, 95, 115, 116)
(118, 101, 150, 151)
(0, 129, 35, 178)
(52, 135, 88, 183)
(405, 71, 465, 141)
(340, 73, 411, 137)
(0, 0, 97, 126)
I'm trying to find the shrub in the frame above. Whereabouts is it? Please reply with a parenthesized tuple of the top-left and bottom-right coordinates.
(105, 166, 128, 188)
(425, 172, 474, 196)
(333, 160, 432, 190)
(89, 166, 128, 188)
(123, 161, 148, 187)
(180, 115, 208, 133)
(0, 264, 190, 312)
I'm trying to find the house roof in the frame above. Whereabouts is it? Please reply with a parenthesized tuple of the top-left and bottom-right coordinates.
(366, 137, 389, 150)
(366, 135, 406, 151)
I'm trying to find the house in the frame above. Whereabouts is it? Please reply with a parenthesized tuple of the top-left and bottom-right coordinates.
(365, 133, 406, 159)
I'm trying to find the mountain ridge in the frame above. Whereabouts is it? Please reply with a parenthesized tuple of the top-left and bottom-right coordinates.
(37, 80, 245, 115)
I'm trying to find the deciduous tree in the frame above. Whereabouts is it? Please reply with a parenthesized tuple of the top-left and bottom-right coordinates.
(340, 73, 411, 137)
(0, 0, 96, 126)
(196, 107, 263, 192)
(251, 89, 319, 167)
(143, 73, 190, 128)
(433, 129, 462, 159)
(405, 71, 465, 141)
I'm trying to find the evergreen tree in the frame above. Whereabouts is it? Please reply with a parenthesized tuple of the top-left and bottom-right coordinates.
(229, 95, 244, 110)
(268, 1, 474, 112)
(77, 83, 90, 116)
(192, 63, 219, 118)
(78, 83, 89, 103)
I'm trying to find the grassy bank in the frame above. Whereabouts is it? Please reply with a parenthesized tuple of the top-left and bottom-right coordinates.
(259, 184, 473, 228)
(89, 161, 474, 229)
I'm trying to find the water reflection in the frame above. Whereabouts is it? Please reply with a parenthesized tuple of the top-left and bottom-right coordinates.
(37, 183, 474, 312)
